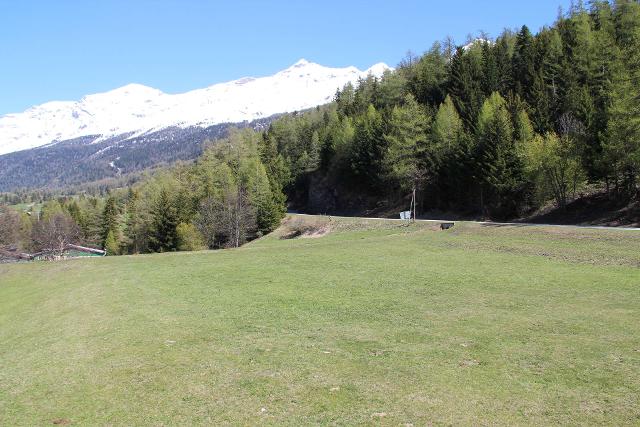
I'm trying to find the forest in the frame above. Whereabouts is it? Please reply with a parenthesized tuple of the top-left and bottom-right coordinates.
(1, 0, 639, 255)
(0, 130, 286, 255)
(266, 0, 640, 219)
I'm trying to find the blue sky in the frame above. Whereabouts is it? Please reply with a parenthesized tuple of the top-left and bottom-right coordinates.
(0, 0, 570, 115)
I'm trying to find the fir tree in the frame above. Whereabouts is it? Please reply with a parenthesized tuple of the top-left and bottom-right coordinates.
(476, 92, 525, 217)
(101, 195, 119, 245)
(104, 230, 120, 255)
(351, 104, 386, 190)
(149, 189, 179, 252)
(512, 25, 537, 103)
(449, 46, 486, 130)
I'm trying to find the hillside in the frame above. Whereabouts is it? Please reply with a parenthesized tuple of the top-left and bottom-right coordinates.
(1, 216, 639, 425)
(0, 117, 275, 191)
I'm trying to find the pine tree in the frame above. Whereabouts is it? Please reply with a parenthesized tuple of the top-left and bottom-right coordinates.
(513, 106, 535, 149)
(590, 1, 620, 180)
(512, 26, 537, 103)
(122, 188, 144, 254)
(104, 230, 120, 255)
(602, 0, 640, 195)
(431, 95, 471, 208)
(604, 53, 640, 195)
(432, 95, 465, 158)
(307, 131, 321, 171)
(335, 82, 356, 116)
(449, 46, 486, 130)
(251, 161, 285, 234)
(537, 28, 564, 130)
(476, 92, 525, 217)
(351, 104, 386, 190)
(408, 42, 449, 107)
(481, 41, 501, 96)
(101, 195, 119, 244)
(149, 189, 179, 252)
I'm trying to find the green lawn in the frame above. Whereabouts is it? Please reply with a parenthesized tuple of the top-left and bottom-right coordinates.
(1, 217, 639, 425)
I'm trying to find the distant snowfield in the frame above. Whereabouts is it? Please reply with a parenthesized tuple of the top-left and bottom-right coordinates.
(0, 59, 391, 156)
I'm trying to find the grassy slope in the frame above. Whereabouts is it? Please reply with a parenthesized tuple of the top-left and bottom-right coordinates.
(1, 218, 639, 425)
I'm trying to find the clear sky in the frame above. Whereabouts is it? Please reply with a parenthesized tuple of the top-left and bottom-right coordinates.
(0, 0, 571, 115)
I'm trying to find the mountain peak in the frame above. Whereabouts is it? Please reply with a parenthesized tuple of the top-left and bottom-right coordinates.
(0, 59, 391, 156)
(365, 62, 392, 76)
(105, 83, 163, 96)
(292, 58, 311, 67)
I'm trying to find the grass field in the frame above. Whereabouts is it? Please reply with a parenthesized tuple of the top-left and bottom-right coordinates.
(1, 216, 639, 425)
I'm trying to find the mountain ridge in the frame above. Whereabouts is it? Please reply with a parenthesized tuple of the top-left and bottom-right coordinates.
(0, 59, 391, 156)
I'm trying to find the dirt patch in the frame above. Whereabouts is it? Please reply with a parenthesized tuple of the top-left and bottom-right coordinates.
(280, 216, 332, 239)
(301, 226, 331, 238)
(52, 419, 71, 425)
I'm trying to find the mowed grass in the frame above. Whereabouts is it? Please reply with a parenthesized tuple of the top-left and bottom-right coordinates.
(1, 217, 639, 425)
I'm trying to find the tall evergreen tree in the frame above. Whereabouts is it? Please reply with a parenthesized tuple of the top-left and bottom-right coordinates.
(512, 26, 537, 104)
(101, 195, 120, 246)
(351, 104, 386, 191)
(149, 189, 179, 252)
(431, 95, 472, 208)
(604, 49, 640, 195)
(408, 42, 449, 106)
(449, 46, 486, 130)
(476, 92, 526, 217)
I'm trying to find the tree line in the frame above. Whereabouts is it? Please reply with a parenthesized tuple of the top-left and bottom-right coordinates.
(0, 130, 286, 256)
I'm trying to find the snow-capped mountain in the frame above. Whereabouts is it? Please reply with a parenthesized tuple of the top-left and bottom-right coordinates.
(0, 59, 390, 156)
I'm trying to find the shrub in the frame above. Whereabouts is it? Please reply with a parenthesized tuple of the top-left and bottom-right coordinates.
(177, 223, 206, 251)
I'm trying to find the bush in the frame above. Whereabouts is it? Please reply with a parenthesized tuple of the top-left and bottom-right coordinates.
(176, 223, 206, 251)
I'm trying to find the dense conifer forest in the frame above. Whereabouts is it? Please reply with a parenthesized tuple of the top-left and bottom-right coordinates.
(263, 0, 640, 219)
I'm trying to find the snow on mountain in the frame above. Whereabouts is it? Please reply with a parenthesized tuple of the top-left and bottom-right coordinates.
(0, 59, 391, 156)
(462, 38, 491, 51)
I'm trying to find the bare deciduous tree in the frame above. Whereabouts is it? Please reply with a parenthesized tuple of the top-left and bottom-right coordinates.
(31, 212, 82, 257)
(196, 196, 219, 249)
(0, 206, 22, 251)
(219, 184, 256, 248)
(196, 184, 256, 249)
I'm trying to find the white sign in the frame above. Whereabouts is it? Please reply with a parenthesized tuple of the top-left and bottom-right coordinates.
(399, 211, 411, 220)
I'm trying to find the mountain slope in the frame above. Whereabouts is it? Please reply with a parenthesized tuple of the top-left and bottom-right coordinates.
(0, 118, 275, 191)
(0, 59, 390, 156)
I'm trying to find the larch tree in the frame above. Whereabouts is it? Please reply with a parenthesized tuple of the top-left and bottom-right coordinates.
(384, 94, 431, 214)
